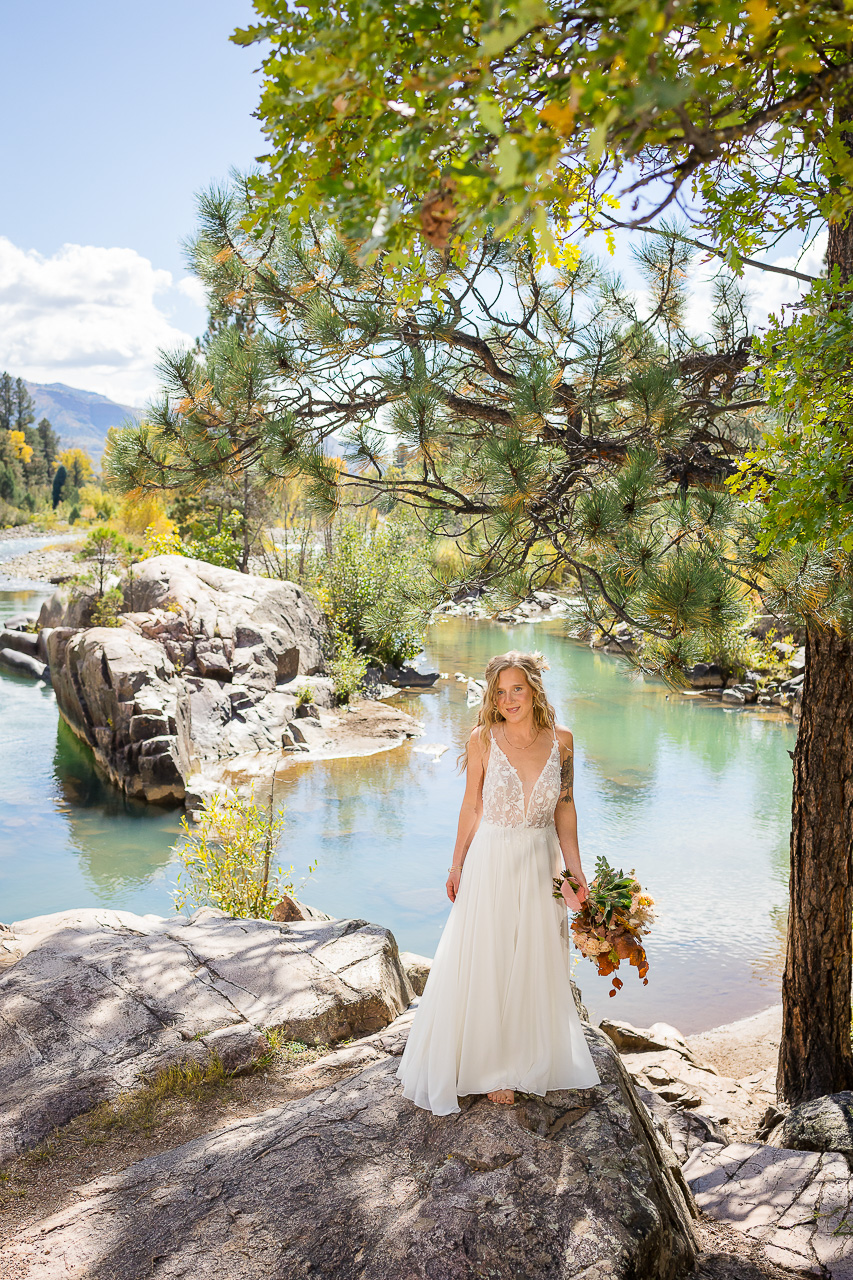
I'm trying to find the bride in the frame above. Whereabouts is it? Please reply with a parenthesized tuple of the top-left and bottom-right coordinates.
(397, 649, 601, 1115)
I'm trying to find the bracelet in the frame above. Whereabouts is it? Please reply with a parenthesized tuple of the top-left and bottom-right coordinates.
(448, 865, 462, 873)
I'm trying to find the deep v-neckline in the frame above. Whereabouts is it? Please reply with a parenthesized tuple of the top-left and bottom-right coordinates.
(490, 732, 557, 822)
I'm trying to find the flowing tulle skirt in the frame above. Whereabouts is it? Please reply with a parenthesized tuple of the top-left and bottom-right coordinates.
(397, 819, 601, 1115)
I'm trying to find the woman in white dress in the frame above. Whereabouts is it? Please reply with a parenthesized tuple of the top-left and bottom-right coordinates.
(397, 650, 601, 1115)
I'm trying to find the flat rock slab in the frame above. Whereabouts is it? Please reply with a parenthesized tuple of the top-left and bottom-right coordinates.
(1, 1029, 697, 1280)
(1, 907, 412, 1160)
(685, 1140, 853, 1277)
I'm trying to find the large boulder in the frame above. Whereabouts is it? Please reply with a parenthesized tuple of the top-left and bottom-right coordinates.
(37, 556, 334, 802)
(1, 1022, 698, 1280)
(766, 1091, 853, 1161)
(120, 554, 327, 686)
(44, 626, 191, 802)
(0, 906, 413, 1161)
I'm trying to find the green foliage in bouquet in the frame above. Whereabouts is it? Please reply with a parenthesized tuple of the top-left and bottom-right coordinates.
(554, 855, 655, 997)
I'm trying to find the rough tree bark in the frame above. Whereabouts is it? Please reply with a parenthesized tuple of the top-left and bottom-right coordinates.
(779, 627, 853, 1103)
(778, 148, 853, 1100)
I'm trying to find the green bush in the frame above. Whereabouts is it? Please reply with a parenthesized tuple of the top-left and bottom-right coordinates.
(145, 511, 244, 571)
(91, 587, 124, 628)
(318, 516, 432, 666)
(172, 790, 296, 920)
(327, 625, 368, 703)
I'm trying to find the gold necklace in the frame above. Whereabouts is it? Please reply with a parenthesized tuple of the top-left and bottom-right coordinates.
(502, 723, 540, 751)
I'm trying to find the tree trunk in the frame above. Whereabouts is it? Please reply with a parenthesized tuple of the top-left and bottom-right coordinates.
(779, 627, 853, 1104)
(777, 147, 853, 1103)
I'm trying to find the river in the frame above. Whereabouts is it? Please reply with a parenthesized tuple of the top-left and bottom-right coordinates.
(0, 537, 795, 1032)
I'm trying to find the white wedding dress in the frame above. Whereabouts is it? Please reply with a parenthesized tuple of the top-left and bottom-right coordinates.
(397, 729, 601, 1115)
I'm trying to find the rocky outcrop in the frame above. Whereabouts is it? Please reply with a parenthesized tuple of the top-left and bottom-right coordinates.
(0, 645, 48, 681)
(0, 906, 414, 1161)
(36, 555, 420, 803)
(601, 1016, 777, 1146)
(45, 625, 192, 802)
(685, 1140, 853, 1277)
(432, 588, 572, 624)
(1, 1017, 698, 1280)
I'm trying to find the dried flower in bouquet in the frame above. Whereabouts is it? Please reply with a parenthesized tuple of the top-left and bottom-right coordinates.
(553, 855, 655, 997)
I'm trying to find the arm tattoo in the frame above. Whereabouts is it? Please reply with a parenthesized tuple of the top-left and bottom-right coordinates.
(558, 750, 574, 805)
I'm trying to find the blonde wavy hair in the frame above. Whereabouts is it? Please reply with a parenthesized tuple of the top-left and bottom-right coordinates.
(459, 650, 556, 769)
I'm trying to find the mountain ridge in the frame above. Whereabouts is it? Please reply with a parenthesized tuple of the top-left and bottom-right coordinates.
(25, 381, 141, 462)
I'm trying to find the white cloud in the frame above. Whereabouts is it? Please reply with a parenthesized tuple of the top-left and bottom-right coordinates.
(741, 234, 826, 327)
(176, 275, 209, 308)
(0, 238, 203, 405)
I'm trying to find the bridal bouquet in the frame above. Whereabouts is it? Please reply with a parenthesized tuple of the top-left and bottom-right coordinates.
(553, 856, 655, 997)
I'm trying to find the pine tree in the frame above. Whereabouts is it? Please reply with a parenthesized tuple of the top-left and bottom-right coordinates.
(13, 378, 34, 431)
(37, 418, 59, 472)
(0, 373, 13, 433)
(51, 464, 67, 510)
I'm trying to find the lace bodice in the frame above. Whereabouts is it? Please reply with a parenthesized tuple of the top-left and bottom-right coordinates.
(481, 730, 561, 829)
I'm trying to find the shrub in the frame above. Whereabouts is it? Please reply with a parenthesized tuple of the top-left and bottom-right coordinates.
(91, 587, 124, 627)
(172, 790, 296, 920)
(318, 515, 432, 666)
(143, 511, 243, 570)
(327, 624, 369, 703)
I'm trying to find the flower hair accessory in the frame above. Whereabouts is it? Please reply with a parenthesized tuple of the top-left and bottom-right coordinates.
(530, 651, 550, 672)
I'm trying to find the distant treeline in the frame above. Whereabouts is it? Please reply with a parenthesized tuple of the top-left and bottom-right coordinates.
(0, 371, 96, 521)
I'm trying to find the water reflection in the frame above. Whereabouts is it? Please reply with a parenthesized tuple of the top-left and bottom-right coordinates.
(52, 718, 180, 896)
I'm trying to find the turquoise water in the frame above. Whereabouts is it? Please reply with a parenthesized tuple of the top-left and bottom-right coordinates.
(0, 540, 796, 1032)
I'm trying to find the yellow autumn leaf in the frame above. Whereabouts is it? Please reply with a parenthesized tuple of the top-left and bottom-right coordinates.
(9, 430, 33, 464)
(745, 0, 776, 38)
(539, 100, 576, 134)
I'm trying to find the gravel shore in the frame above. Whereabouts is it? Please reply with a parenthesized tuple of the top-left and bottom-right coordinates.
(0, 527, 82, 586)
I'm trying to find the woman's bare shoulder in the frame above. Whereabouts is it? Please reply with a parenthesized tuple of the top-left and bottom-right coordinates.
(555, 724, 574, 752)
(469, 723, 491, 752)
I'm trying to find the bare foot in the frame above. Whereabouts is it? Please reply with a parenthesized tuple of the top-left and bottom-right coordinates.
(487, 1089, 515, 1105)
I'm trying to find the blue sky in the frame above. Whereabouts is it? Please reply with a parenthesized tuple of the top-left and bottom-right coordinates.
(0, 1, 264, 403)
(0, 2, 822, 407)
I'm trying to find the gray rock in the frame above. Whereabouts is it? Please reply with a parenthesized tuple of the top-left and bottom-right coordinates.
(399, 950, 432, 995)
(45, 626, 191, 802)
(0, 647, 49, 682)
(0, 906, 413, 1159)
(382, 663, 441, 688)
(2, 1026, 697, 1279)
(3, 612, 37, 631)
(571, 979, 590, 1022)
(601, 1018, 716, 1071)
(685, 1140, 853, 1276)
(721, 688, 746, 705)
(637, 1088, 729, 1164)
(122, 555, 327, 679)
(287, 718, 307, 743)
(685, 663, 726, 689)
(766, 1091, 853, 1162)
(0, 628, 39, 657)
(293, 701, 320, 720)
(789, 646, 806, 673)
(39, 557, 334, 803)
